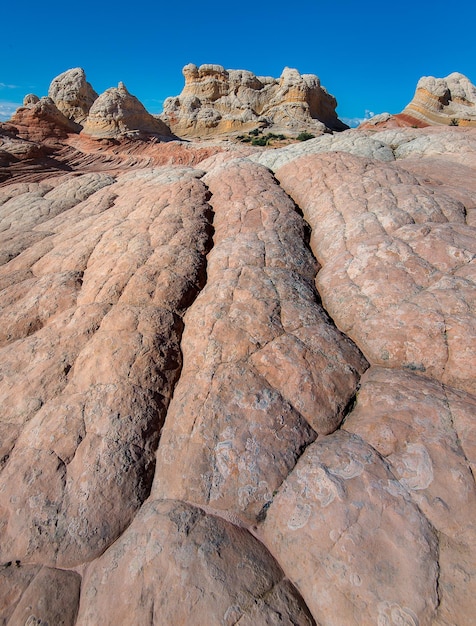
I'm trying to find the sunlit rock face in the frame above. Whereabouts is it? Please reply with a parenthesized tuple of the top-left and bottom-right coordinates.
(403, 72, 476, 126)
(160, 63, 348, 137)
(360, 72, 476, 129)
(8, 96, 81, 141)
(81, 82, 173, 139)
(1, 75, 476, 626)
(48, 67, 99, 125)
(6, 67, 174, 142)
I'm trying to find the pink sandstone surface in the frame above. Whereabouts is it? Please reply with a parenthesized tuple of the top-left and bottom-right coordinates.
(0, 81, 475, 626)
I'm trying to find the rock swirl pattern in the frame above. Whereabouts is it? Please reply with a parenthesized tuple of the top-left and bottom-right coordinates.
(0, 126, 475, 625)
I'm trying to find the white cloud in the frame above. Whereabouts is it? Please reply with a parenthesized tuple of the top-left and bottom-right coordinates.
(342, 116, 365, 128)
(341, 110, 379, 128)
(0, 82, 19, 90)
(0, 100, 21, 121)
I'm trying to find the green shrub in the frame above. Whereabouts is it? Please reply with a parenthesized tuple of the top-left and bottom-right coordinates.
(296, 131, 315, 141)
(251, 136, 268, 146)
(449, 118, 459, 126)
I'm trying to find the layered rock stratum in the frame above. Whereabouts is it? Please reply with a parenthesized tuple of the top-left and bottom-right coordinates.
(160, 64, 347, 137)
(362, 72, 476, 129)
(0, 67, 476, 626)
(403, 72, 476, 126)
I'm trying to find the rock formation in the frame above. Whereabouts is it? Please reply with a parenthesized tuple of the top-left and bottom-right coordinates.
(81, 82, 172, 139)
(7, 68, 173, 142)
(0, 68, 476, 626)
(48, 67, 99, 124)
(22, 94, 39, 107)
(361, 72, 476, 128)
(0, 124, 43, 173)
(160, 63, 347, 137)
(403, 72, 476, 126)
(8, 97, 81, 141)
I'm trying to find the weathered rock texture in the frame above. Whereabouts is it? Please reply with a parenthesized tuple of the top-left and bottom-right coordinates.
(8, 97, 81, 142)
(361, 72, 476, 129)
(403, 72, 476, 126)
(81, 82, 173, 139)
(0, 166, 214, 568)
(152, 159, 368, 522)
(76, 499, 315, 625)
(0, 106, 475, 626)
(160, 63, 347, 137)
(48, 67, 99, 124)
(9, 68, 174, 142)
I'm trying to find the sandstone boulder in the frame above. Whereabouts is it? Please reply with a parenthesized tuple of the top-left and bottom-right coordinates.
(359, 72, 476, 130)
(8, 97, 81, 141)
(1, 566, 81, 626)
(76, 499, 315, 625)
(48, 67, 98, 124)
(362, 73, 476, 128)
(22, 94, 39, 106)
(82, 82, 172, 139)
(160, 63, 347, 137)
(402, 72, 476, 126)
(0, 125, 43, 175)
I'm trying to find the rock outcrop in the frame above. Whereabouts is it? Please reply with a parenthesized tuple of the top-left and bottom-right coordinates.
(8, 97, 81, 141)
(403, 72, 476, 126)
(48, 67, 98, 124)
(0, 74, 476, 626)
(160, 63, 347, 137)
(8, 69, 173, 142)
(361, 72, 476, 129)
(0, 124, 43, 172)
(81, 82, 172, 139)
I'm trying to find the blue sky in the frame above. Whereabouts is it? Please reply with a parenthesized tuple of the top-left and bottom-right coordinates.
(1, 0, 475, 126)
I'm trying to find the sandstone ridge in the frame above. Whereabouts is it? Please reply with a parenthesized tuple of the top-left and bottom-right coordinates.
(160, 63, 348, 137)
(361, 72, 476, 129)
(0, 74, 476, 626)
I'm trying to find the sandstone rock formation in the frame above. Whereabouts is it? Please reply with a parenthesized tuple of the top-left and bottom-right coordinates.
(9, 68, 173, 142)
(8, 97, 81, 141)
(22, 94, 39, 107)
(361, 72, 476, 129)
(403, 72, 476, 126)
(0, 90, 475, 625)
(160, 63, 347, 137)
(81, 82, 173, 139)
(0, 124, 43, 173)
(48, 67, 98, 124)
